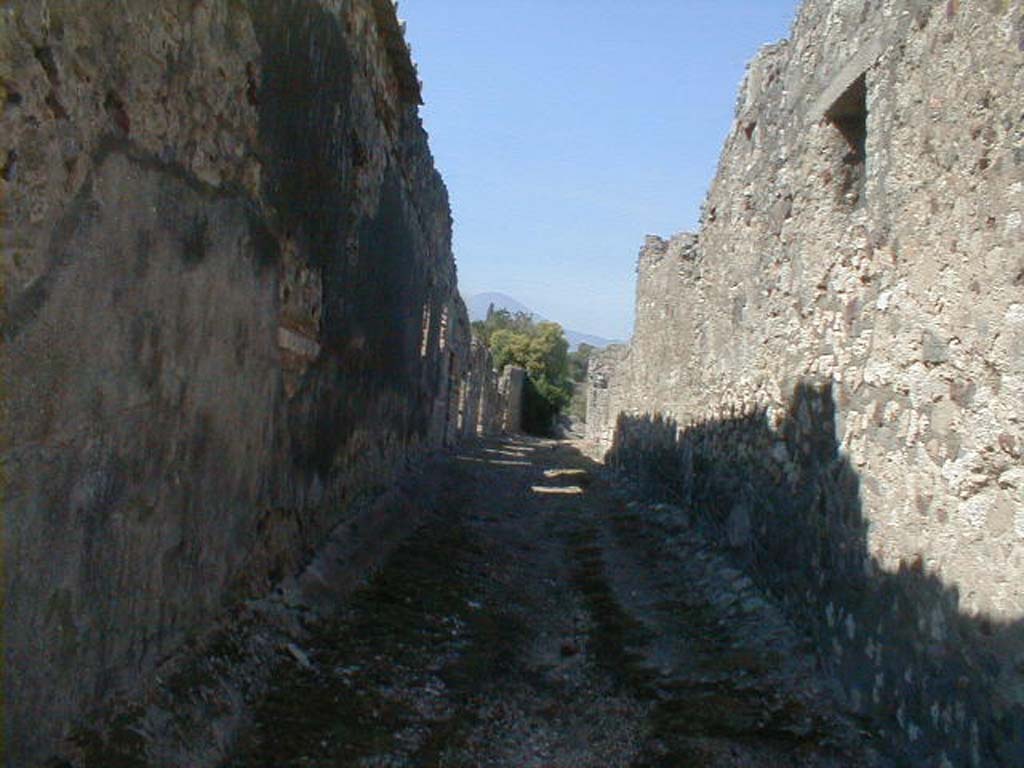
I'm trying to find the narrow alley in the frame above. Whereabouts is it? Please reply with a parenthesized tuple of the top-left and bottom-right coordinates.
(6, 1, 1022, 765)
(221, 437, 880, 767)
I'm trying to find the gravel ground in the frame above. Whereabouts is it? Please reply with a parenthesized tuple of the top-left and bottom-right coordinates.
(221, 436, 886, 768)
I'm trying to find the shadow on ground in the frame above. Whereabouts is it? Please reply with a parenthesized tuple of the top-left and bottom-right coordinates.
(605, 380, 1024, 766)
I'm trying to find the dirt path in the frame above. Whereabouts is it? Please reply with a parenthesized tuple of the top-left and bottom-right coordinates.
(224, 436, 882, 767)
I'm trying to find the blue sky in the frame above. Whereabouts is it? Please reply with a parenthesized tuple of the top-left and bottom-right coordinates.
(400, 1, 801, 340)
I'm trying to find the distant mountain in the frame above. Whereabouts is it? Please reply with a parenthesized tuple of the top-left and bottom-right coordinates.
(466, 292, 534, 321)
(464, 291, 619, 351)
(563, 328, 617, 351)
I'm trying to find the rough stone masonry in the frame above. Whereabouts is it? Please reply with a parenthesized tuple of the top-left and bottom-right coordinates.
(587, 0, 1024, 764)
(0, 1, 519, 763)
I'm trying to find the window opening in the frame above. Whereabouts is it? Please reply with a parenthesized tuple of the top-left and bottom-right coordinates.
(825, 73, 867, 205)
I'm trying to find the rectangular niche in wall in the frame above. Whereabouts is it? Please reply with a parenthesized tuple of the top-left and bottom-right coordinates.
(825, 72, 867, 206)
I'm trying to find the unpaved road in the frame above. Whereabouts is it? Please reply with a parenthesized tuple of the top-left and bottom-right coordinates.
(224, 436, 882, 767)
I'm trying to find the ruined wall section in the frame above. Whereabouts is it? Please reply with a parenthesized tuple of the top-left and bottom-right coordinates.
(588, 0, 1024, 763)
(0, 1, 501, 762)
(435, 299, 522, 444)
(461, 343, 523, 438)
(586, 344, 631, 449)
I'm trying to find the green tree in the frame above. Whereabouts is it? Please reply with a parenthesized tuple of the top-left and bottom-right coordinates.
(565, 342, 596, 424)
(474, 312, 573, 434)
(490, 324, 569, 390)
(471, 306, 535, 347)
(568, 342, 595, 383)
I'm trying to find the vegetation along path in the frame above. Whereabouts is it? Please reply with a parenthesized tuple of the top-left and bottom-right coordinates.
(218, 436, 889, 768)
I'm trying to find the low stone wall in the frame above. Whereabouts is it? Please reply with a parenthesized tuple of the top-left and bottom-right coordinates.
(605, 384, 1021, 765)
(588, 0, 1024, 764)
(0, 1, 509, 762)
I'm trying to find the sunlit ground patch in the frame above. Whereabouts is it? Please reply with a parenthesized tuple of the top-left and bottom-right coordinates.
(530, 485, 585, 495)
(456, 456, 532, 467)
(542, 468, 589, 480)
(503, 439, 537, 450)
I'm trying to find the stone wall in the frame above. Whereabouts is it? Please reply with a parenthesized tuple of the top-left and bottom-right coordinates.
(498, 365, 525, 434)
(1, 1, 513, 763)
(587, 0, 1024, 764)
(437, 303, 523, 444)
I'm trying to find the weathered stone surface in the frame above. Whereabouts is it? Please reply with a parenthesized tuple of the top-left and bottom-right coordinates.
(587, 0, 1024, 764)
(499, 365, 525, 433)
(1, 1, 518, 763)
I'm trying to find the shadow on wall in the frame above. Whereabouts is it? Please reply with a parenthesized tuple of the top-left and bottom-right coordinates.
(605, 381, 1024, 766)
(521, 377, 557, 437)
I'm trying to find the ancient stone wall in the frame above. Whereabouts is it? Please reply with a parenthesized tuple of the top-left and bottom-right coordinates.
(588, 0, 1024, 763)
(439, 301, 522, 443)
(498, 365, 525, 434)
(0, 1, 512, 762)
